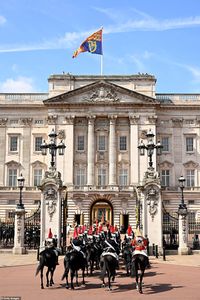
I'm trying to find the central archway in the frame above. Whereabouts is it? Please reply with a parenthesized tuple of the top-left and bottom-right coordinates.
(90, 199, 114, 226)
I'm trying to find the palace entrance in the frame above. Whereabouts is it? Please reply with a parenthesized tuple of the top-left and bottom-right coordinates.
(90, 200, 113, 225)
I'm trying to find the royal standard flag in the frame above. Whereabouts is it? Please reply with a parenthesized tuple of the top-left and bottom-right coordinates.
(72, 28, 103, 58)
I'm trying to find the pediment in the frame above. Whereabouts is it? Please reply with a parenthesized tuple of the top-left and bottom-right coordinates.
(44, 80, 159, 106)
(159, 160, 174, 168)
(31, 160, 47, 168)
(5, 160, 21, 167)
(183, 160, 199, 168)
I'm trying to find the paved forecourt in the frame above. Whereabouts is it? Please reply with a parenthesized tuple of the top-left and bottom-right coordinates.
(0, 253, 200, 300)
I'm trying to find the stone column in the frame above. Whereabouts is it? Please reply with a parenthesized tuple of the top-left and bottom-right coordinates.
(129, 115, 140, 185)
(87, 116, 95, 186)
(178, 210, 190, 255)
(13, 207, 26, 254)
(109, 115, 117, 186)
(39, 170, 66, 251)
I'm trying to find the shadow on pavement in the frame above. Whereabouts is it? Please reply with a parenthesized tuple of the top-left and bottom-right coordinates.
(145, 283, 183, 294)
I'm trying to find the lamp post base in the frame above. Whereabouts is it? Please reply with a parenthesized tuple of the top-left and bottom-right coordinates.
(178, 246, 190, 255)
(12, 246, 26, 255)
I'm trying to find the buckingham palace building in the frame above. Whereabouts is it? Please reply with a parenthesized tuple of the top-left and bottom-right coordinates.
(1, 72, 200, 245)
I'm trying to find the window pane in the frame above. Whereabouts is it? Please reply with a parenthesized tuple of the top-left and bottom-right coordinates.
(10, 136, 18, 151)
(77, 136, 84, 151)
(76, 168, 86, 186)
(120, 136, 127, 151)
(161, 170, 170, 186)
(119, 169, 128, 186)
(98, 168, 106, 186)
(34, 169, 42, 186)
(98, 136, 106, 151)
(162, 137, 169, 152)
(35, 137, 43, 151)
(186, 170, 195, 187)
(186, 137, 193, 152)
(8, 169, 17, 186)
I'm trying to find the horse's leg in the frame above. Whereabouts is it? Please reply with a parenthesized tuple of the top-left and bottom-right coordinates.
(40, 267, 44, 289)
(50, 267, 55, 286)
(139, 269, 145, 294)
(82, 268, 85, 285)
(76, 270, 79, 286)
(90, 259, 94, 275)
(65, 268, 69, 289)
(46, 269, 50, 287)
(135, 266, 139, 291)
(108, 271, 112, 291)
(70, 269, 75, 290)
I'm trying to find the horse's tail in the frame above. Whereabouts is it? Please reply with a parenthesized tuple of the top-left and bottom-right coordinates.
(35, 255, 44, 276)
(35, 262, 42, 276)
(100, 256, 107, 280)
(61, 257, 69, 281)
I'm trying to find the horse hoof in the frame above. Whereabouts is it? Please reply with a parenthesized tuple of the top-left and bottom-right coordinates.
(139, 290, 143, 294)
(101, 284, 105, 288)
(108, 287, 112, 291)
(65, 286, 69, 289)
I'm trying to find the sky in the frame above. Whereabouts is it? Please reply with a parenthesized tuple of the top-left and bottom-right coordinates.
(0, 0, 200, 94)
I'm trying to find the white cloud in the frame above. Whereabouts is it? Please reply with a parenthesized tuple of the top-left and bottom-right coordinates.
(0, 77, 35, 92)
(0, 15, 6, 25)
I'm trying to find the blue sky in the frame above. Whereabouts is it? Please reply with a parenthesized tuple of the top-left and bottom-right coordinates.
(0, 0, 200, 93)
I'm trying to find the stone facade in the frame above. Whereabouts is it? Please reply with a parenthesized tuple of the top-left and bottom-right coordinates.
(1, 73, 200, 246)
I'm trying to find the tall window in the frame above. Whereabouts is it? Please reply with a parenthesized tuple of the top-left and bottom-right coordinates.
(98, 135, 106, 151)
(77, 136, 85, 151)
(119, 169, 128, 186)
(8, 169, 17, 186)
(119, 136, 127, 151)
(34, 169, 43, 186)
(10, 136, 18, 152)
(161, 137, 169, 152)
(35, 137, 43, 152)
(76, 168, 86, 187)
(98, 167, 106, 186)
(161, 170, 170, 187)
(186, 137, 194, 152)
(186, 170, 195, 187)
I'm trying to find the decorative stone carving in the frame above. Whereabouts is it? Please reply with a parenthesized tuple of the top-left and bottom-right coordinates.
(65, 115, 75, 125)
(172, 118, 183, 127)
(58, 129, 65, 139)
(129, 115, 140, 125)
(85, 87, 120, 102)
(47, 114, 58, 125)
(0, 118, 8, 126)
(148, 115, 157, 124)
(44, 186, 57, 222)
(146, 185, 159, 220)
(20, 118, 33, 126)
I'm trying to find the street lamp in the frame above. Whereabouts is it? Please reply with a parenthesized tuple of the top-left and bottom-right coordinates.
(138, 129, 163, 169)
(178, 175, 187, 213)
(17, 173, 25, 209)
(40, 128, 66, 170)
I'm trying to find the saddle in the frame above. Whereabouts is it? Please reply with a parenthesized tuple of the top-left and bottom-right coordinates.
(132, 249, 148, 257)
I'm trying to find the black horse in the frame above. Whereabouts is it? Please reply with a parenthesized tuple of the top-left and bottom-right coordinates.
(100, 238, 120, 290)
(35, 248, 57, 289)
(62, 247, 87, 289)
(122, 242, 133, 276)
(131, 253, 149, 294)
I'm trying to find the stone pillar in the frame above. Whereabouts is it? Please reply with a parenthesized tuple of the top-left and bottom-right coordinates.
(129, 115, 140, 185)
(178, 210, 190, 255)
(138, 172, 163, 251)
(13, 207, 26, 254)
(39, 170, 66, 251)
(109, 115, 117, 186)
(87, 116, 95, 186)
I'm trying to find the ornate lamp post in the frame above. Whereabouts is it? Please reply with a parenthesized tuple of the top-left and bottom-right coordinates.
(138, 129, 163, 169)
(178, 175, 187, 212)
(17, 173, 25, 209)
(40, 128, 66, 170)
(178, 175, 189, 255)
(39, 128, 66, 251)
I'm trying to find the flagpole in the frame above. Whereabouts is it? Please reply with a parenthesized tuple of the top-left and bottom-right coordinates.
(101, 26, 103, 76)
(101, 55, 103, 76)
